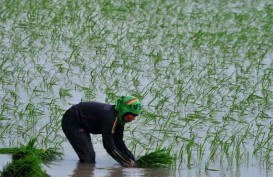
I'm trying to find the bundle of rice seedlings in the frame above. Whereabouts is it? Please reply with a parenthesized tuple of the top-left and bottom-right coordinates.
(0, 153, 49, 177)
(0, 138, 62, 162)
(136, 149, 174, 168)
(0, 138, 63, 177)
(35, 148, 63, 161)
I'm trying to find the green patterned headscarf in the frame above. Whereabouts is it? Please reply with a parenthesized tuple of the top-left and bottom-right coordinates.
(114, 96, 142, 125)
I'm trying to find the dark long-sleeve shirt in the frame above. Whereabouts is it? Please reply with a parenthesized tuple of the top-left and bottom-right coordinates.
(71, 102, 135, 166)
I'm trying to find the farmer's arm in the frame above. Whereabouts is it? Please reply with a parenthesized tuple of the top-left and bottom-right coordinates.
(101, 121, 133, 167)
(102, 133, 133, 167)
(113, 126, 136, 161)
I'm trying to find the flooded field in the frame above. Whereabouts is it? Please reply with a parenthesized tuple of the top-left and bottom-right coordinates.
(1, 0, 273, 176)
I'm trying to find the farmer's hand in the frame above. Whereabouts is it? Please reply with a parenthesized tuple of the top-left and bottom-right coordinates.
(129, 160, 137, 168)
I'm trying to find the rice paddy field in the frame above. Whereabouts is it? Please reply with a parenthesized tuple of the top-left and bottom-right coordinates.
(1, 0, 273, 176)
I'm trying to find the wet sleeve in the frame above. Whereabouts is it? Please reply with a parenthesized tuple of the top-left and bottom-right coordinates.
(101, 120, 132, 167)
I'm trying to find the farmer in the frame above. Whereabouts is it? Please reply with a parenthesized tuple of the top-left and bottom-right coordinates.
(61, 96, 142, 167)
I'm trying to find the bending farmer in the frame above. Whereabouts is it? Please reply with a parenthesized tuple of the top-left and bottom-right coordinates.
(61, 96, 142, 167)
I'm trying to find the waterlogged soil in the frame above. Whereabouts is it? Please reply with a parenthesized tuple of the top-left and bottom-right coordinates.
(0, 142, 271, 177)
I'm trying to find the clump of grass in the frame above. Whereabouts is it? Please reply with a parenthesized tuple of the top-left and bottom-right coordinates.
(0, 138, 62, 177)
(136, 149, 174, 168)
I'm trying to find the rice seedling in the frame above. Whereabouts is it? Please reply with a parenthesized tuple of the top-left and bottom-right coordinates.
(59, 87, 72, 99)
(136, 149, 174, 168)
(186, 131, 196, 168)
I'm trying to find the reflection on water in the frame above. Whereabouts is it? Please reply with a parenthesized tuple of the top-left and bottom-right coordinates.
(3, 152, 271, 177)
(42, 142, 175, 177)
(2, 141, 272, 177)
(71, 162, 94, 177)
(71, 162, 173, 177)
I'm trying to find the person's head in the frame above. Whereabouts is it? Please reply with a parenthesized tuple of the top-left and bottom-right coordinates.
(114, 96, 142, 125)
